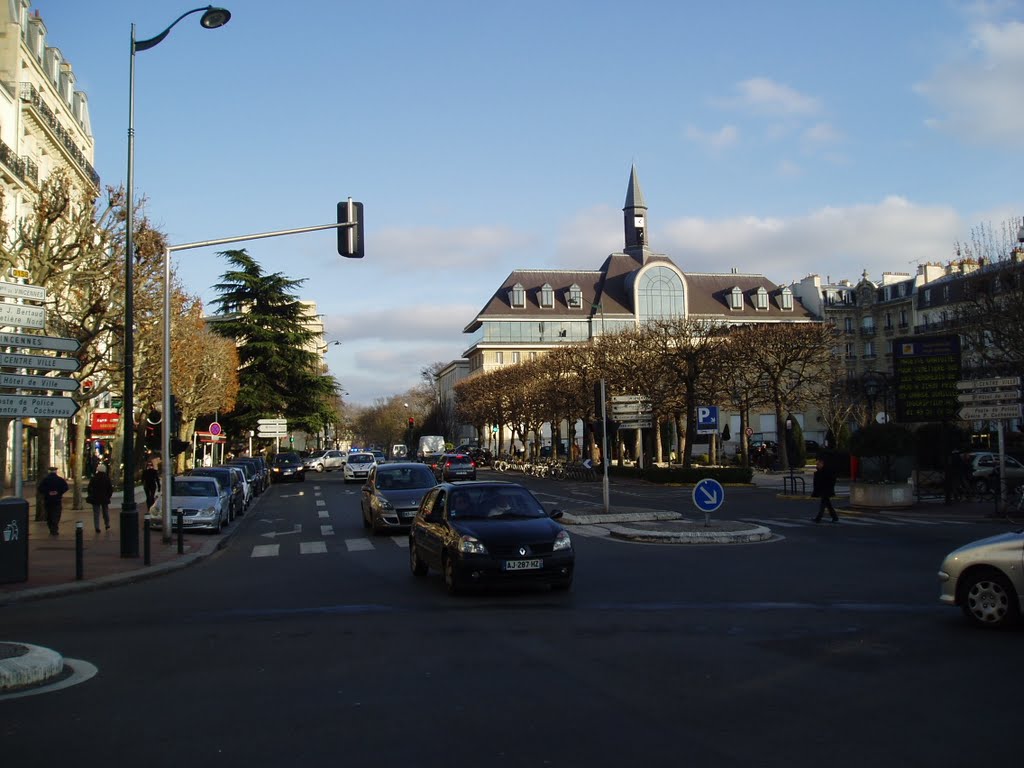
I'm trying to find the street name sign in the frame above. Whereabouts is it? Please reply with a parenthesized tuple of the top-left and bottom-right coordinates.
(0, 394, 79, 418)
(257, 418, 287, 427)
(617, 419, 653, 430)
(0, 303, 44, 329)
(257, 432, 288, 439)
(0, 332, 79, 352)
(956, 377, 1021, 391)
(0, 282, 45, 301)
(0, 352, 79, 372)
(611, 395, 645, 403)
(957, 390, 1020, 404)
(958, 404, 1023, 420)
(0, 373, 79, 392)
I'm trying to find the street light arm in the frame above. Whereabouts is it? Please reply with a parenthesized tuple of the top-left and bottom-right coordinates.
(134, 7, 208, 51)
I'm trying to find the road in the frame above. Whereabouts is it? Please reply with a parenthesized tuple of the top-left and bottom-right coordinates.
(2, 469, 1020, 767)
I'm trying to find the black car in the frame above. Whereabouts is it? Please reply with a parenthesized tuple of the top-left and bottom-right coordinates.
(409, 481, 574, 594)
(434, 453, 477, 482)
(188, 466, 245, 521)
(230, 457, 267, 494)
(271, 452, 306, 483)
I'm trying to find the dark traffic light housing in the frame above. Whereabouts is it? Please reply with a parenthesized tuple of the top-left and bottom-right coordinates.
(337, 200, 364, 258)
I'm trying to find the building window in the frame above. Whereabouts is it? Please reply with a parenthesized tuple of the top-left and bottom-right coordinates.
(567, 284, 583, 309)
(864, 341, 875, 358)
(755, 287, 769, 310)
(495, 351, 504, 365)
(844, 317, 854, 333)
(884, 312, 892, 330)
(529, 351, 537, 361)
(845, 343, 855, 359)
(899, 309, 908, 327)
(923, 288, 931, 305)
(883, 286, 891, 301)
(539, 283, 554, 309)
(637, 265, 684, 322)
(511, 351, 521, 364)
(729, 287, 744, 310)
(780, 287, 793, 311)
(508, 283, 526, 308)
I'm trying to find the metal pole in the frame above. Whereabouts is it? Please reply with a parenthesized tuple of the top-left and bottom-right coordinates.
(997, 419, 1006, 516)
(600, 378, 610, 513)
(75, 521, 84, 580)
(162, 245, 173, 541)
(120, 24, 140, 558)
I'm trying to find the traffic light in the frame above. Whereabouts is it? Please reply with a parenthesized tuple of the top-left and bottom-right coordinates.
(337, 200, 364, 258)
(408, 417, 415, 427)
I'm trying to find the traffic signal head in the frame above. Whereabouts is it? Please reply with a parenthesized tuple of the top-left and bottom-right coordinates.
(337, 200, 364, 258)
(408, 417, 415, 427)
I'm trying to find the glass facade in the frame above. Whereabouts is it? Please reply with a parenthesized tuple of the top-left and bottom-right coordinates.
(468, 320, 593, 346)
(638, 266, 684, 322)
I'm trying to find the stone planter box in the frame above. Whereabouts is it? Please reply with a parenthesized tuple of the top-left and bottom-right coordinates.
(849, 481, 914, 509)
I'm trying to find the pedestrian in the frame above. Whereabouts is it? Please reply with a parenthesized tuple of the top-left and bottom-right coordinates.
(86, 463, 113, 532)
(37, 466, 69, 536)
(811, 457, 839, 523)
(142, 459, 161, 512)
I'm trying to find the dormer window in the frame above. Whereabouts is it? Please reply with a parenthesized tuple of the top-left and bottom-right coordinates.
(729, 286, 744, 311)
(567, 284, 583, 309)
(508, 283, 526, 308)
(755, 286, 769, 310)
(539, 283, 554, 309)
(780, 286, 793, 311)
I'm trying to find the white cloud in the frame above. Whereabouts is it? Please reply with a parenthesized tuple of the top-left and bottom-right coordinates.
(555, 205, 621, 267)
(734, 77, 820, 116)
(658, 197, 963, 284)
(916, 18, 1024, 147)
(684, 123, 740, 150)
(372, 225, 536, 270)
(803, 122, 842, 145)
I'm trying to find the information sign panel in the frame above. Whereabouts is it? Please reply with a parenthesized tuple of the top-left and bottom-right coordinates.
(0, 353, 79, 372)
(0, 303, 44, 329)
(0, 394, 79, 418)
(0, 373, 79, 392)
(0, 333, 79, 353)
(892, 336, 961, 422)
(0, 282, 45, 301)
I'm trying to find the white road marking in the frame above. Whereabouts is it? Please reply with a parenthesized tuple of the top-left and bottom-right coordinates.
(321, 524, 335, 536)
(318, 510, 330, 518)
(392, 536, 408, 548)
(345, 538, 375, 552)
(300, 541, 328, 554)
(251, 544, 279, 558)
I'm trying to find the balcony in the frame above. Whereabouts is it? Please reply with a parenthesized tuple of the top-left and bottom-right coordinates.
(19, 82, 100, 189)
(859, 326, 876, 337)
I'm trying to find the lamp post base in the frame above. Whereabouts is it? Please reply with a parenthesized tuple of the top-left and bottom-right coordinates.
(120, 507, 139, 558)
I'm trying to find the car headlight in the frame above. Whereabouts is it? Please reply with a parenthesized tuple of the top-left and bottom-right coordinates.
(377, 497, 394, 511)
(201, 506, 217, 518)
(553, 530, 572, 551)
(458, 535, 487, 554)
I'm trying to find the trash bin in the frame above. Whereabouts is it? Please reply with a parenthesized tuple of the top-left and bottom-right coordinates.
(0, 497, 29, 584)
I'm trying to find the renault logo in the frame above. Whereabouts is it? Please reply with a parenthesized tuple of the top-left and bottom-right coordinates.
(518, 547, 527, 556)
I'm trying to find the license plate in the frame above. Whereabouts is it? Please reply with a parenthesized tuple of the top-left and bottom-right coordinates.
(504, 559, 542, 571)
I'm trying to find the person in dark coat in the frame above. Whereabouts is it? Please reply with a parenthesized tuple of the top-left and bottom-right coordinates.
(142, 459, 160, 511)
(86, 463, 114, 532)
(811, 457, 839, 523)
(37, 466, 70, 536)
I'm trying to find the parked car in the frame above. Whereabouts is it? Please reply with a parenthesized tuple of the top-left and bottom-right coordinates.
(408, 481, 574, 594)
(304, 449, 347, 472)
(153, 475, 230, 533)
(967, 451, 1024, 493)
(271, 452, 306, 483)
(360, 462, 438, 533)
(230, 457, 267, 494)
(226, 459, 257, 504)
(188, 466, 244, 521)
(939, 530, 1024, 628)
(343, 451, 376, 483)
(433, 453, 477, 482)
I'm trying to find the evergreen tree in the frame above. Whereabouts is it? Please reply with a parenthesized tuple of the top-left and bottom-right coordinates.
(210, 249, 338, 438)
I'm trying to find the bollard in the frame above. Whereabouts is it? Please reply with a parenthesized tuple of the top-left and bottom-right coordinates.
(176, 509, 184, 554)
(143, 516, 151, 566)
(75, 521, 84, 580)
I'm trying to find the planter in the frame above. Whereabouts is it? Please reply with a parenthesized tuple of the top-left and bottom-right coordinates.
(849, 480, 914, 509)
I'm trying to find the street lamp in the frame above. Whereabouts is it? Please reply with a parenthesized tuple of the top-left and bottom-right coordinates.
(318, 340, 341, 353)
(122, 6, 231, 557)
(862, 371, 884, 427)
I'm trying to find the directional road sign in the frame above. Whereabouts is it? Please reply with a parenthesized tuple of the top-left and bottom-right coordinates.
(0, 332, 79, 353)
(692, 477, 725, 514)
(617, 420, 653, 429)
(257, 418, 287, 426)
(0, 394, 79, 418)
(958, 404, 1023, 421)
(257, 429, 288, 438)
(0, 373, 79, 392)
(957, 377, 1021, 390)
(0, 303, 45, 329)
(611, 394, 645, 403)
(0, 352, 80, 372)
(0, 282, 45, 301)
(957, 390, 1020, 404)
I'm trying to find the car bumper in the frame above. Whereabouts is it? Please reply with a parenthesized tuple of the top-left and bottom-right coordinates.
(451, 551, 575, 587)
(371, 508, 417, 529)
(938, 569, 958, 606)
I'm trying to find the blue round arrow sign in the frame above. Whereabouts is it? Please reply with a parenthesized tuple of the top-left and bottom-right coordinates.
(692, 478, 725, 513)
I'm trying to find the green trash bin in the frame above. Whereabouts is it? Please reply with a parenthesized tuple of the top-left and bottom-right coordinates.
(0, 497, 29, 584)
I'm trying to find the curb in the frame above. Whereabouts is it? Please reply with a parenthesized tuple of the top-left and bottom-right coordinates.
(561, 509, 774, 544)
(0, 642, 63, 691)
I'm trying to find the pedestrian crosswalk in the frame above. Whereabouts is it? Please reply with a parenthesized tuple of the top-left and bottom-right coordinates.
(248, 535, 409, 558)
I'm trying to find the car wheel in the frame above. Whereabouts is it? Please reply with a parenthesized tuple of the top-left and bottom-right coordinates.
(972, 478, 991, 495)
(961, 570, 1020, 628)
(410, 540, 428, 577)
(443, 554, 461, 595)
(315, 464, 324, 472)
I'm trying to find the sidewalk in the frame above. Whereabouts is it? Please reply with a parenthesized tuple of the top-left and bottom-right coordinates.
(0, 489, 223, 606)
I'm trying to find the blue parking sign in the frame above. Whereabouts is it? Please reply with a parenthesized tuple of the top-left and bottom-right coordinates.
(696, 405, 719, 435)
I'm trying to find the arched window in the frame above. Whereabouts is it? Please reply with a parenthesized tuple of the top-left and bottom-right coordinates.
(539, 283, 554, 308)
(567, 284, 583, 309)
(729, 287, 744, 311)
(755, 286, 769, 310)
(508, 283, 525, 308)
(637, 266, 684, 322)
(780, 286, 793, 311)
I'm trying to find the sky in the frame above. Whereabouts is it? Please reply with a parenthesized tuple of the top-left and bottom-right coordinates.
(38, 0, 1024, 406)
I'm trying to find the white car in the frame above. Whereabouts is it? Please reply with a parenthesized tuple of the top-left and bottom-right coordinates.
(343, 452, 376, 484)
(939, 530, 1024, 628)
(304, 449, 347, 472)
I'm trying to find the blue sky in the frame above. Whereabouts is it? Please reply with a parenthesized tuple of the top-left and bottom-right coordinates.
(41, 0, 1024, 405)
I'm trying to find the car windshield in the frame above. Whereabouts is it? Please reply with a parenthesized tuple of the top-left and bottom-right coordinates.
(376, 466, 436, 490)
(449, 487, 546, 519)
(274, 454, 300, 465)
(172, 480, 217, 497)
(350, 454, 373, 465)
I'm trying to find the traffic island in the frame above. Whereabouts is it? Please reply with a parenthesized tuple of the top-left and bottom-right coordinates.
(603, 519, 773, 545)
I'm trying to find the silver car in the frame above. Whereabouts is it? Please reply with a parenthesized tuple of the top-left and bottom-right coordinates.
(304, 449, 346, 472)
(939, 530, 1024, 628)
(360, 462, 437, 533)
(154, 475, 230, 534)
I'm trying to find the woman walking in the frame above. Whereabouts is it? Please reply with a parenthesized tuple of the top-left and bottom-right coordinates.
(86, 463, 114, 532)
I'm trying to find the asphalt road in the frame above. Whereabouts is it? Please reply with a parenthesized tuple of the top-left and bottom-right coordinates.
(2, 469, 1021, 767)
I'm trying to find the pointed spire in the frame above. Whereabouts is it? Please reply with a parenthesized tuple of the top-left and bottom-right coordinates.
(624, 164, 646, 210)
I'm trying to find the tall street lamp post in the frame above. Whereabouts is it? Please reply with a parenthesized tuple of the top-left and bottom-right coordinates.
(122, 6, 231, 557)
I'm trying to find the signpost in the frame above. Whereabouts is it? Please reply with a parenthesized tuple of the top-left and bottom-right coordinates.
(0, 333, 79, 353)
(0, 394, 79, 419)
(957, 376, 1022, 514)
(692, 477, 725, 526)
(0, 353, 80, 372)
(0, 373, 79, 393)
(0, 303, 45, 329)
(892, 335, 961, 422)
(257, 418, 288, 444)
(0, 282, 46, 301)
(696, 406, 719, 435)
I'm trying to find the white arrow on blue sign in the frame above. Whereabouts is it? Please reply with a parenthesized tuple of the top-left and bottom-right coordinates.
(692, 477, 725, 513)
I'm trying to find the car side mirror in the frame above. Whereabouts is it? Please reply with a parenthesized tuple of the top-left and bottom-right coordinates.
(549, 509, 563, 520)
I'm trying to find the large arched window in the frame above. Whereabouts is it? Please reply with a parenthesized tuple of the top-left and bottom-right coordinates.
(637, 266, 684, 322)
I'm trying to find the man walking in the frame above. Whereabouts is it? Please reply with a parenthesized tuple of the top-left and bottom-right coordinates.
(812, 457, 839, 523)
(37, 466, 70, 536)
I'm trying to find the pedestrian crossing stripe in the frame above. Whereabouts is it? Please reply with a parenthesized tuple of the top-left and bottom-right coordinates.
(316, 499, 326, 506)
(318, 510, 329, 519)
(321, 525, 334, 536)
(345, 538, 374, 552)
(299, 541, 327, 555)
(251, 544, 279, 558)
